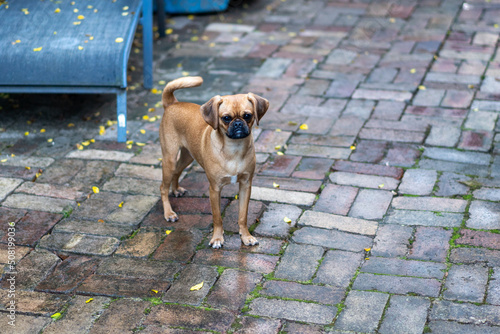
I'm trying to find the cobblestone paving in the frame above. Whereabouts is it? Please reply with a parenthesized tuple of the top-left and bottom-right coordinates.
(1, 0, 500, 332)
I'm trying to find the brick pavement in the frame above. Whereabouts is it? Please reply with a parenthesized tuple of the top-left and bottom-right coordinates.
(1, 0, 500, 332)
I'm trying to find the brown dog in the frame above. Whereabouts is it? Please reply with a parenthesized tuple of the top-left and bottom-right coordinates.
(159, 76, 269, 248)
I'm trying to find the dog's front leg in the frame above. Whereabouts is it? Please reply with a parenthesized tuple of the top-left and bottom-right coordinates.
(208, 184, 224, 249)
(238, 180, 259, 246)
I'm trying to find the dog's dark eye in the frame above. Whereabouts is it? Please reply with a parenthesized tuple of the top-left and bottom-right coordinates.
(222, 116, 232, 123)
(243, 113, 252, 120)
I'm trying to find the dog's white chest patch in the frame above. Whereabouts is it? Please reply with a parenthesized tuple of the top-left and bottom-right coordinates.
(230, 175, 238, 184)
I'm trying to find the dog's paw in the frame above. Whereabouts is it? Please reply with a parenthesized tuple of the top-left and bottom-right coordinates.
(241, 235, 259, 246)
(173, 187, 187, 197)
(164, 211, 179, 222)
(209, 236, 224, 249)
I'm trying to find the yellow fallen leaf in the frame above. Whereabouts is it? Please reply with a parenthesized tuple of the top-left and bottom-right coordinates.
(122, 12, 128, 16)
(364, 248, 371, 252)
(98, 219, 105, 223)
(76, 144, 83, 150)
(92, 186, 99, 194)
(73, 21, 81, 25)
(142, 115, 149, 121)
(90, 139, 95, 143)
(25, 166, 31, 170)
(40, 128, 46, 133)
(140, 129, 146, 134)
(299, 124, 308, 130)
(187, 14, 194, 20)
(77, 15, 84, 20)
(165, 230, 172, 235)
(33, 47, 42, 52)
(283, 217, 292, 224)
(150, 88, 159, 94)
(182, 71, 190, 76)
(191, 36, 199, 41)
(232, 37, 240, 42)
(136, 142, 146, 146)
(78, 46, 84, 50)
(410, 68, 416, 73)
(85, 298, 93, 303)
(47, 138, 53, 143)
(273, 182, 280, 188)
(73, 8, 78, 13)
(209, 42, 216, 47)
(126, 140, 134, 145)
(494, 23, 499, 28)
(126, 144, 132, 149)
(166, 28, 173, 34)
(123, 6, 129, 10)
(275, 128, 282, 132)
(149, 116, 157, 122)
(0, 159, 7, 163)
(25, 131, 29, 136)
(158, 80, 166, 85)
(51, 312, 62, 320)
(277, 152, 284, 156)
(77, 202, 81, 206)
(418, 85, 426, 90)
(350, 145, 356, 150)
(378, 184, 384, 189)
(54, 8, 61, 13)
(99, 126, 105, 136)
(148, 107, 155, 112)
(82, 141, 90, 146)
(365, 257, 370, 260)
(68, 123, 75, 127)
(115, 37, 124, 43)
(11, 154, 15, 157)
(275, 145, 281, 150)
(151, 289, 158, 294)
(389, 17, 396, 23)
(118, 201, 124, 208)
(190, 281, 204, 291)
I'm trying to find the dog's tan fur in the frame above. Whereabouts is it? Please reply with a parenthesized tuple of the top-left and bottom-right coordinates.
(159, 76, 269, 248)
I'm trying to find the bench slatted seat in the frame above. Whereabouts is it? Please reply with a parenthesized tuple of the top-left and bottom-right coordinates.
(0, 0, 153, 142)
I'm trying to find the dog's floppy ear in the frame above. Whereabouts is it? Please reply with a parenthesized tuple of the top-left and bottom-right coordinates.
(200, 95, 222, 130)
(247, 93, 269, 125)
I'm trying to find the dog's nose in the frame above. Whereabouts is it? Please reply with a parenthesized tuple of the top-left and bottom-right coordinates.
(233, 119, 244, 129)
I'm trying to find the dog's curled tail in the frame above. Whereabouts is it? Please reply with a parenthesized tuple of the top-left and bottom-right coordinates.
(162, 76, 203, 108)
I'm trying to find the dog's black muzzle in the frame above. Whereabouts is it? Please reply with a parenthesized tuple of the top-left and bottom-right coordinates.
(227, 119, 250, 139)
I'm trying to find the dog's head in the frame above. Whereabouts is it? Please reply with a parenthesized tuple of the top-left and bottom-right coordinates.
(200, 93, 269, 139)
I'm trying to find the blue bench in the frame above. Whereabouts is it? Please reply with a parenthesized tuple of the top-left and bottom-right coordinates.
(0, 0, 153, 142)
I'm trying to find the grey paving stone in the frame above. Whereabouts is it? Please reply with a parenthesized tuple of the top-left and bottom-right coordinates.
(384, 209, 463, 227)
(392, 196, 467, 212)
(426, 126, 461, 147)
(418, 159, 490, 177)
(487, 268, 500, 305)
(53, 219, 133, 238)
(250, 186, 316, 206)
(2, 193, 74, 213)
(413, 88, 445, 106)
(285, 144, 351, 159)
(353, 273, 441, 297)
(372, 224, 412, 257)
(329, 172, 400, 190)
(467, 200, 500, 229)
(398, 169, 437, 195)
(0, 177, 23, 201)
(102, 177, 161, 196)
(292, 227, 373, 252)
(435, 172, 470, 197)
(334, 290, 389, 332)
(298, 210, 378, 235)
(96, 257, 180, 281)
(474, 187, 500, 201)
(106, 194, 159, 225)
(249, 298, 335, 325)
(423, 147, 491, 165)
(429, 320, 500, 334)
(256, 58, 293, 78)
(408, 226, 452, 262)
(379, 296, 430, 334)
(313, 184, 358, 216)
(66, 149, 134, 161)
(274, 243, 324, 282)
(235, 317, 282, 334)
(349, 189, 393, 220)
(261, 280, 344, 305)
(361, 257, 446, 279)
(313, 250, 363, 287)
(0, 314, 51, 334)
(254, 203, 302, 238)
(430, 300, 500, 326)
(444, 264, 489, 303)
(39, 233, 119, 256)
(163, 264, 219, 306)
(42, 295, 110, 334)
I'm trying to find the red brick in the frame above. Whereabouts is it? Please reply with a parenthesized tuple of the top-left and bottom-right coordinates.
(350, 140, 388, 163)
(456, 229, 500, 250)
(153, 230, 203, 262)
(1, 210, 62, 246)
(206, 269, 261, 310)
(77, 274, 169, 298)
(259, 155, 301, 177)
(222, 200, 265, 233)
(192, 249, 279, 273)
(333, 160, 404, 179)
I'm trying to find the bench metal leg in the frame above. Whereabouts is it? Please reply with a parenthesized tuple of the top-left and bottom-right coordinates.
(157, 0, 166, 38)
(117, 90, 127, 142)
(143, 0, 153, 89)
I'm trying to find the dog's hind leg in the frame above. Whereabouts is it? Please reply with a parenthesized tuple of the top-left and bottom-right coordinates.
(171, 147, 193, 197)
